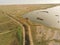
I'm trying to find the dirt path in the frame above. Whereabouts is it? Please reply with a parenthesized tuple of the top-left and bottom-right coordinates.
(5, 13, 34, 45)
(5, 13, 25, 45)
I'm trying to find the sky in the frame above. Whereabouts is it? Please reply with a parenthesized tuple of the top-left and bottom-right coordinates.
(0, 0, 60, 5)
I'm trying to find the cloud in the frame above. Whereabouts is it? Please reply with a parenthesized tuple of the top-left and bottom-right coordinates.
(0, 0, 60, 5)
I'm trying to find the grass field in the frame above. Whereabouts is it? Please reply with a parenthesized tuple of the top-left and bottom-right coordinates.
(0, 14, 23, 45)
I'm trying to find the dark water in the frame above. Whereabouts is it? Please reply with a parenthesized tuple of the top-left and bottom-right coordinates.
(23, 24, 30, 45)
